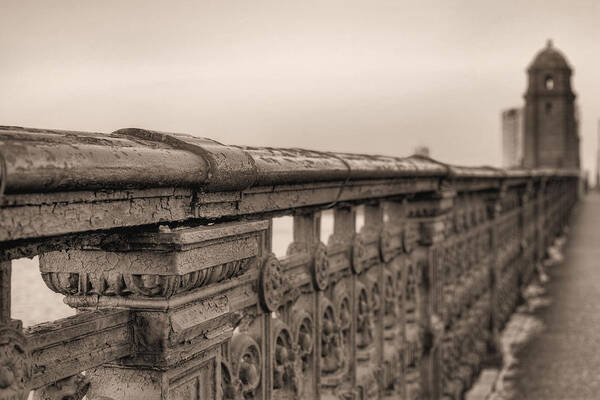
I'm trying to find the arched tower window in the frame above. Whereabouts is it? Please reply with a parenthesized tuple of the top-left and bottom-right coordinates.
(545, 75, 554, 90)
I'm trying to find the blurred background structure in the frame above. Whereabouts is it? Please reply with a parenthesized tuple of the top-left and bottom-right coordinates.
(502, 41, 580, 170)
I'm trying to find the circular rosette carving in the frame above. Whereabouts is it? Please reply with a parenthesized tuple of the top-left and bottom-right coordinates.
(352, 234, 368, 275)
(0, 323, 31, 400)
(312, 242, 330, 290)
(379, 228, 394, 263)
(259, 254, 286, 312)
(230, 333, 261, 399)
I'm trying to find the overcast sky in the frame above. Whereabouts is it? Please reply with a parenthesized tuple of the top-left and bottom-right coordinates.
(2, 0, 599, 173)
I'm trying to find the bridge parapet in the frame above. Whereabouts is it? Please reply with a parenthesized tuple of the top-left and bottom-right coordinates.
(0, 126, 578, 399)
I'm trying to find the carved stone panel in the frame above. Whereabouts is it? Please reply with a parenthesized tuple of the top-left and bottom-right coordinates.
(0, 322, 31, 400)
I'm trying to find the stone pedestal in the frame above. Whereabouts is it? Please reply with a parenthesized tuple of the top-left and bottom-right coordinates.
(39, 221, 270, 400)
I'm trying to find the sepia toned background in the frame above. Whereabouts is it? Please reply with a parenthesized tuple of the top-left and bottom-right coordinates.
(2, 0, 599, 326)
(2, 0, 599, 171)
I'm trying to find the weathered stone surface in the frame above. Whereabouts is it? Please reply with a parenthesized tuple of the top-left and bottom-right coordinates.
(25, 310, 132, 389)
(0, 126, 580, 399)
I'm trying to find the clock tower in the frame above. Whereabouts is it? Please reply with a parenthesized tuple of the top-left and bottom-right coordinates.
(523, 40, 580, 169)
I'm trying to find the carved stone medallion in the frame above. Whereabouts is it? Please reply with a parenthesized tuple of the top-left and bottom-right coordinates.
(313, 242, 330, 290)
(259, 254, 285, 312)
(0, 322, 31, 400)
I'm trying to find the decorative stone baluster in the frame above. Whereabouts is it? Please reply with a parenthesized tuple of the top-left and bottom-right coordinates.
(319, 207, 356, 399)
(289, 211, 321, 398)
(355, 202, 384, 398)
(379, 199, 407, 400)
(38, 221, 270, 400)
(485, 184, 508, 367)
(519, 182, 535, 289)
(407, 184, 455, 400)
(536, 178, 548, 264)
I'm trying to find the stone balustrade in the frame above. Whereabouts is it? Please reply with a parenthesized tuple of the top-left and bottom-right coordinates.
(0, 126, 579, 399)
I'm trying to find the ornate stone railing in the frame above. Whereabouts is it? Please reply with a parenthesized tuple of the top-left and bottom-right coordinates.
(0, 126, 578, 399)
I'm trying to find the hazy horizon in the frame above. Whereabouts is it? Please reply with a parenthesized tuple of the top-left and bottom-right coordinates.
(2, 0, 599, 173)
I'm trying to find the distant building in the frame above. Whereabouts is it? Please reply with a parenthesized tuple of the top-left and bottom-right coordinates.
(502, 107, 524, 167)
(522, 40, 580, 169)
(596, 121, 600, 189)
(413, 146, 430, 157)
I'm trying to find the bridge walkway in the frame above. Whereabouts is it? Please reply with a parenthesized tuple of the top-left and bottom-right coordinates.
(509, 192, 600, 399)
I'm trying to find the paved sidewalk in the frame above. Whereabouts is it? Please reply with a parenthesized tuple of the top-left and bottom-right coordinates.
(504, 193, 600, 399)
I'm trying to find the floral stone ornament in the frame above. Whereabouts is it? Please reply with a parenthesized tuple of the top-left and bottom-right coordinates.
(259, 254, 286, 312)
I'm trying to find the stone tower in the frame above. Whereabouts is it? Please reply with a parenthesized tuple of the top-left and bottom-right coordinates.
(523, 40, 580, 169)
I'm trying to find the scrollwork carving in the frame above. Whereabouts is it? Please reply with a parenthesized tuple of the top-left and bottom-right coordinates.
(230, 333, 261, 399)
(320, 299, 346, 375)
(271, 320, 301, 395)
(333, 284, 352, 353)
(221, 361, 241, 400)
(42, 258, 252, 298)
(291, 310, 314, 374)
(356, 284, 374, 349)
(383, 271, 397, 331)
